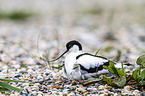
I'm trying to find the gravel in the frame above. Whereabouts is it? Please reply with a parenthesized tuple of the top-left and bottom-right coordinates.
(0, 0, 145, 95)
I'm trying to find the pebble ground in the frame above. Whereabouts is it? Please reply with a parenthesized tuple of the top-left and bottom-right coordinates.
(0, 0, 145, 95)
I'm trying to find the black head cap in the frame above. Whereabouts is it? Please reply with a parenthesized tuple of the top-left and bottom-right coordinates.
(66, 40, 82, 51)
(49, 40, 82, 62)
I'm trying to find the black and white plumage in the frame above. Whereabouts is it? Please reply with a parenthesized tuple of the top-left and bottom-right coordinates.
(50, 40, 130, 79)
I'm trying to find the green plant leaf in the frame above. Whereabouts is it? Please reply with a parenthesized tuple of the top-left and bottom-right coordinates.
(103, 61, 126, 78)
(117, 69, 126, 77)
(103, 62, 116, 74)
(0, 79, 27, 83)
(0, 87, 9, 91)
(109, 62, 120, 77)
(112, 76, 126, 87)
(103, 76, 116, 87)
(132, 69, 139, 81)
(103, 61, 127, 87)
(103, 65, 114, 74)
(136, 55, 145, 67)
(141, 70, 145, 80)
(103, 76, 126, 87)
(121, 62, 124, 72)
(0, 81, 23, 92)
(103, 65, 108, 69)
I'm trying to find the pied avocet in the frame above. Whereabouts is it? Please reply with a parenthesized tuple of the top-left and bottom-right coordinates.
(50, 40, 131, 79)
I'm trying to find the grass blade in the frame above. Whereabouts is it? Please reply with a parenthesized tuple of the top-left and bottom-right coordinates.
(0, 81, 23, 92)
(95, 48, 101, 55)
(0, 79, 27, 83)
(0, 87, 9, 91)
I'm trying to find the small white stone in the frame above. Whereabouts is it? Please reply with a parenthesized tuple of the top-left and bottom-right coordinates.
(98, 85, 105, 90)
(62, 89, 68, 95)
(113, 93, 118, 96)
(99, 94, 105, 96)
(34, 83, 40, 86)
(2, 65, 8, 70)
(132, 90, 140, 95)
(14, 91, 19, 96)
(76, 87, 83, 91)
(21, 68, 26, 72)
(10, 94, 15, 96)
(124, 86, 130, 91)
(68, 92, 75, 96)
(87, 87, 97, 91)
(104, 89, 108, 93)
(37, 94, 43, 96)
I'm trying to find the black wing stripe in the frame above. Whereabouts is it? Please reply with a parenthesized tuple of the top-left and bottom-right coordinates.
(76, 53, 108, 60)
(79, 61, 109, 73)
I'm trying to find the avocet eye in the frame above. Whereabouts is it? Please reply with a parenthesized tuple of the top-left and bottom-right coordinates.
(66, 44, 72, 50)
(68, 45, 72, 49)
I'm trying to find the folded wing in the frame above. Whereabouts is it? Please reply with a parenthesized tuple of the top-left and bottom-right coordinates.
(76, 53, 109, 73)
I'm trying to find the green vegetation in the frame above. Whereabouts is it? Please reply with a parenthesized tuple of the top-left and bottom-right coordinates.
(103, 55, 145, 91)
(81, 6, 103, 15)
(0, 78, 26, 92)
(103, 62, 126, 87)
(104, 46, 114, 52)
(132, 55, 145, 85)
(0, 10, 34, 20)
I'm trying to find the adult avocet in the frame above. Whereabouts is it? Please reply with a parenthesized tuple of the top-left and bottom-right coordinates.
(50, 40, 130, 79)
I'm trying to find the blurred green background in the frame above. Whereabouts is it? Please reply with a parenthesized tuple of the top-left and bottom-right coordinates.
(0, 0, 145, 62)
